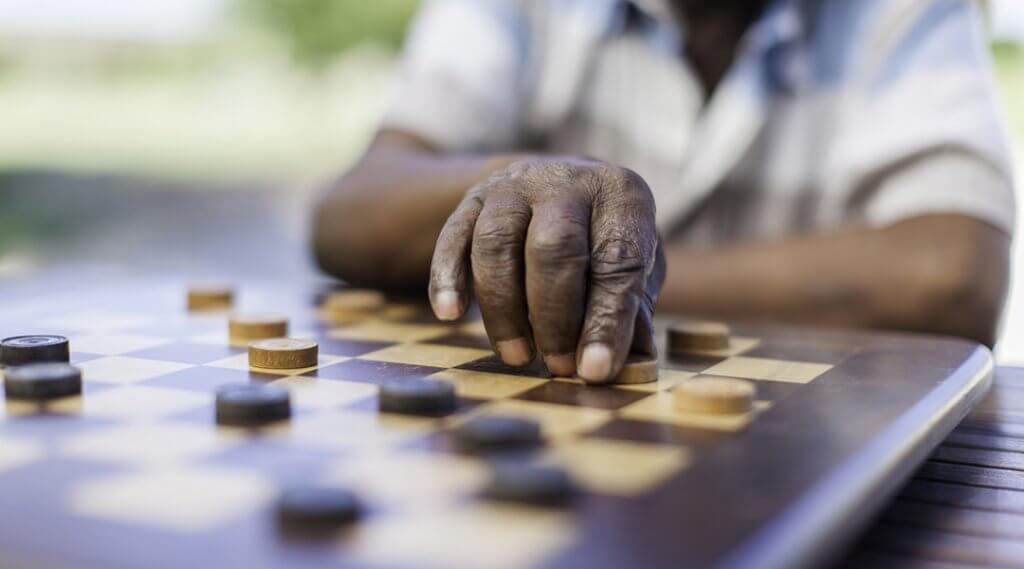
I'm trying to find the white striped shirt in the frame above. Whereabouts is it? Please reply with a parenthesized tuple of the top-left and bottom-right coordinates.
(384, 0, 1016, 244)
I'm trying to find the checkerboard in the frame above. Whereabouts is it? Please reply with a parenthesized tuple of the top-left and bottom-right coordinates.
(0, 275, 993, 569)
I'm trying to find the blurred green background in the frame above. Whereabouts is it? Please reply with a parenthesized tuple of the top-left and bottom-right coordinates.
(0, 0, 1019, 184)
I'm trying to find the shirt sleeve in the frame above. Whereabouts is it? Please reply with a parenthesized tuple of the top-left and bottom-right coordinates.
(829, 0, 1016, 234)
(381, 0, 530, 152)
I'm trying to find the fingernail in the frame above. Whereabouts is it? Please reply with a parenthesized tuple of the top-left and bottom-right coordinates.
(544, 353, 577, 377)
(496, 338, 533, 367)
(433, 290, 460, 321)
(578, 344, 613, 382)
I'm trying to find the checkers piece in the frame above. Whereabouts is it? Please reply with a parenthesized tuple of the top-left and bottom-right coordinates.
(379, 378, 456, 417)
(187, 284, 234, 311)
(613, 354, 659, 385)
(1, 335, 70, 367)
(277, 487, 361, 531)
(667, 320, 731, 353)
(229, 314, 288, 344)
(455, 416, 543, 454)
(215, 384, 291, 426)
(322, 289, 386, 324)
(249, 338, 318, 369)
(4, 363, 81, 400)
(484, 463, 575, 507)
(675, 376, 756, 415)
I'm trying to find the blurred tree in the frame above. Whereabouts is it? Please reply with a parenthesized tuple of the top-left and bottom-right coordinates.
(241, 0, 420, 70)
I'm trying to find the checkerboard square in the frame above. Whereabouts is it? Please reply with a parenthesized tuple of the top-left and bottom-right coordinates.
(515, 381, 650, 410)
(343, 503, 575, 569)
(69, 334, 175, 356)
(126, 342, 244, 365)
(428, 369, 547, 400)
(305, 358, 444, 383)
(702, 356, 833, 384)
(48, 385, 209, 421)
(361, 343, 492, 368)
(543, 438, 690, 495)
(329, 321, 452, 343)
(78, 356, 194, 385)
(60, 423, 241, 466)
(70, 466, 274, 532)
(269, 376, 378, 410)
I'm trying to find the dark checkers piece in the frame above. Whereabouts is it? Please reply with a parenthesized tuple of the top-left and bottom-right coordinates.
(667, 320, 731, 354)
(1, 335, 70, 367)
(455, 416, 543, 454)
(3, 363, 81, 400)
(484, 462, 575, 507)
(276, 487, 361, 531)
(379, 378, 456, 417)
(215, 384, 291, 426)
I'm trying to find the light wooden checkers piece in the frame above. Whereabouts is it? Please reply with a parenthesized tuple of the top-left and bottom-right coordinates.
(187, 285, 234, 311)
(229, 314, 288, 344)
(667, 321, 731, 353)
(321, 289, 386, 324)
(249, 338, 318, 369)
(675, 376, 755, 415)
(613, 354, 659, 385)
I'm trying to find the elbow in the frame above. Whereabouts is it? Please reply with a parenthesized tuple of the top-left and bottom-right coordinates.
(910, 222, 1011, 347)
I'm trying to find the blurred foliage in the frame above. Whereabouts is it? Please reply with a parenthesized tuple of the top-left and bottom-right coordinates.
(240, 0, 420, 70)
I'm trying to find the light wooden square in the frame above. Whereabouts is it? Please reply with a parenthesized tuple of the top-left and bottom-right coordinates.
(284, 411, 435, 452)
(60, 423, 241, 466)
(458, 320, 488, 338)
(70, 334, 175, 355)
(70, 467, 274, 532)
(205, 353, 348, 376)
(48, 385, 209, 421)
(329, 321, 451, 343)
(343, 503, 575, 569)
(467, 400, 612, 439)
(428, 369, 547, 400)
(360, 343, 491, 368)
(0, 437, 43, 473)
(77, 356, 194, 385)
(618, 392, 771, 432)
(544, 438, 690, 495)
(269, 377, 377, 409)
(37, 311, 154, 332)
(702, 356, 833, 384)
(324, 451, 488, 510)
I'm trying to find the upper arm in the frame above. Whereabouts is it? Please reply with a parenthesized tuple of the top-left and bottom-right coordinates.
(824, 0, 1016, 235)
(382, 0, 530, 152)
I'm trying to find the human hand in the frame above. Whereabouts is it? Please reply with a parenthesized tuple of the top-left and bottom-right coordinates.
(429, 158, 665, 383)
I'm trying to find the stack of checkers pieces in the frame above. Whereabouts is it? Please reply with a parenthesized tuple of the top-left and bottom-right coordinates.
(1, 335, 82, 401)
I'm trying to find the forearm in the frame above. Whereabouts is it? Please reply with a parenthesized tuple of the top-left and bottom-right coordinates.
(313, 131, 523, 291)
(659, 215, 1009, 345)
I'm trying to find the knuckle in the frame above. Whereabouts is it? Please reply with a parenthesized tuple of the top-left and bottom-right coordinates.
(472, 214, 527, 268)
(528, 221, 589, 265)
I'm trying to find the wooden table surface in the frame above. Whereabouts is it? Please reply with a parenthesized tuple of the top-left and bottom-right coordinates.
(840, 366, 1024, 568)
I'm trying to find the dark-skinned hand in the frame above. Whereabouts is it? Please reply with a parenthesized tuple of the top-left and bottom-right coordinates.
(428, 158, 666, 383)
